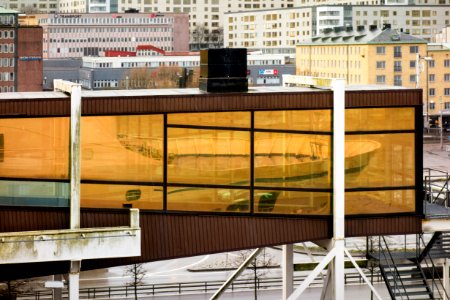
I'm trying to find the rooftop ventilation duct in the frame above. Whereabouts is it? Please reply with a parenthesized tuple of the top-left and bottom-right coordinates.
(199, 48, 248, 93)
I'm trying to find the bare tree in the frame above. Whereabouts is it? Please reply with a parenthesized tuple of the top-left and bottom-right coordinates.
(122, 66, 199, 89)
(232, 248, 276, 300)
(210, 27, 224, 48)
(124, 263, 146, 300)
(192, 25, 207, 50)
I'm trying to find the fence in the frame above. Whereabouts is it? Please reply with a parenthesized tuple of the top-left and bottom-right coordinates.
(18, 270, 384, 299)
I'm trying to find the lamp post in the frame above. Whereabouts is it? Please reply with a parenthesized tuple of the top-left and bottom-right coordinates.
(416, 53, 433, 128)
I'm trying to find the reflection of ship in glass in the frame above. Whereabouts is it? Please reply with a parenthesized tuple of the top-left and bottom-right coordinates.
(119, 134, 381, 215)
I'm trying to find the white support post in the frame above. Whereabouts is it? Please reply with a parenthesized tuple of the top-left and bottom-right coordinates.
(343, 248, 382, 300)
(69, 261, 81, 300)
(288, 247, 338, 300)
(444, 259, 449, 300)
(331, 78, 346, 300)
(69, 83, 82, 230)
(282, 244, 294, 300)
(281, 76, 381, 300)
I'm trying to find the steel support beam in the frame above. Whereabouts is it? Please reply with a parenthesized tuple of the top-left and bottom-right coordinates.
(210, 248, 263, 300)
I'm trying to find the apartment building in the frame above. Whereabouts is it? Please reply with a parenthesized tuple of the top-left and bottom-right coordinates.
(435, 27, 450, 43)
(425, 43, 450, 125)
(0, 0, 58, 13)
(296, 26, 427, 86)
(0, 8, 43, 92)
(32, 13, 189, 58)
(225, 4, 450, 55)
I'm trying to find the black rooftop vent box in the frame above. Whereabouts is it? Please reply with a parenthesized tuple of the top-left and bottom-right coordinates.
(369, 25, 377, 31)
(357, 25, 365, 31)
(199, 48, 248, 93)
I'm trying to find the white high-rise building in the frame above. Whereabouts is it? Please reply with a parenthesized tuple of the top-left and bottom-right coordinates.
(225, 4, 450, 55)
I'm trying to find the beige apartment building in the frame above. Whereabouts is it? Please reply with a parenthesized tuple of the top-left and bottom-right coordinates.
(296, 27, 432, 124)
(296, 26, 428, 86)
(296, 27, 450, 127)
(426, 43, 450, 125)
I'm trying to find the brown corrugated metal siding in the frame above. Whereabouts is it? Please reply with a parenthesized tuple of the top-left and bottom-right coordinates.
(0, 207, 422, 280)
(0, 89, 422, 117)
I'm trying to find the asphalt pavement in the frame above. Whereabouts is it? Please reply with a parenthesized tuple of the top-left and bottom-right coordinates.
(424, 142, 450, 171)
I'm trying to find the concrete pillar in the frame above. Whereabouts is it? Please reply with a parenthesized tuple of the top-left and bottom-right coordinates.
(69, 261, 81, 300)
(282, 244, 294, 299)
(53, 275, 63, 300)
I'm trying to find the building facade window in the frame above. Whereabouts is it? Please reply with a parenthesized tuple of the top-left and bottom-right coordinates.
(394, 75, 402, 86)
(445, 88, 450, 96)
(430, 102, 435, 110)
(394, 61, 402, 72)
(429, 74, 435, 82)
(394, 46, 402, 58)
(376, 75, 386, 83)
(429, 88, 436, 96)
(445, 60, 450, 68)
(376, 46, 385, 54)
(376, 61, 386, 69)
(0, 106, 419, 216)
(445, 74, 450, 82)
(409, 45, 419, 53)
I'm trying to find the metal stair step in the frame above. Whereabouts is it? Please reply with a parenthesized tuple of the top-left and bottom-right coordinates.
(384, 270, 421, 276)
(394, 291, 432, 297)
(386, 276, 426, 282)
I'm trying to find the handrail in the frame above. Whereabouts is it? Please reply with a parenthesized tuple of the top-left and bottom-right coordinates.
(378, 236, 409, 299)
(418, 233, 449, 300)
(423, 168, 450, 214)
(418, 232, 442, 263)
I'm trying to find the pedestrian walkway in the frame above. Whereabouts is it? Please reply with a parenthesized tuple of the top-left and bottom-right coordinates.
(424, 143, 450, 171)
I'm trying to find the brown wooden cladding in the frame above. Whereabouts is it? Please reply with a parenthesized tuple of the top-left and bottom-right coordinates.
(0, 208, 422, 280)
(0, 89, 422, 117)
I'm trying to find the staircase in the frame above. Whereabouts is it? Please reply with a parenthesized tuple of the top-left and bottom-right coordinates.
(379, 259, 433, 299)
(369, 234, 449, 300)
(428, 232, 450, 259)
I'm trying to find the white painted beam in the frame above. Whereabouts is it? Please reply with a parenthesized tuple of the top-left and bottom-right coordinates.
(0, 209, 140, 264)
(422, 219, 450, 232)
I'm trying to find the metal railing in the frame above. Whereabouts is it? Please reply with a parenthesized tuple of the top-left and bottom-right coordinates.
(424, 168, 450, 214)
(418, 233, 448, 300)
(17, 271, 384, 299)
(373, 236, 409, 299)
